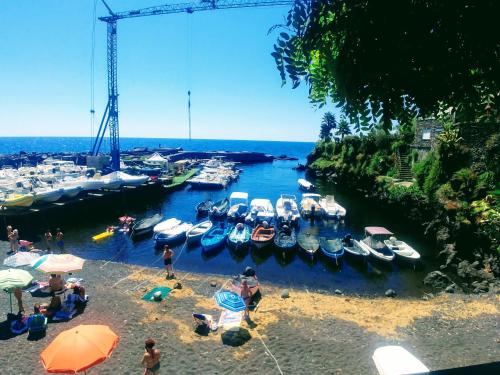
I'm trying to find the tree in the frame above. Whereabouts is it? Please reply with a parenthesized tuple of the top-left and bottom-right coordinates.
(272, 1, 500, 130)
(319, 112, 337, 141)
(336, 116, 352, 139)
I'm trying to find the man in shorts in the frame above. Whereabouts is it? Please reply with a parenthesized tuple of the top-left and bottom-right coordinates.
(163, 245, 175, 279)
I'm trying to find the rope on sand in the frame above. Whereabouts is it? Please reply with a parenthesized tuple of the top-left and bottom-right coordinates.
(254, 330, 284, 375)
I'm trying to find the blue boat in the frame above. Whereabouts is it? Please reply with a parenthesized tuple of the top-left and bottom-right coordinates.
(227, 224, 251, 252)
(201, 225, 230, 254)
(154, 222, 193, 247)
(319, 237, 344, 265)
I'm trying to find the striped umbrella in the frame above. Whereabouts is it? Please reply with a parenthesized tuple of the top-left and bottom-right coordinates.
(31, 254, 85, 274)
(214, 291, 246, 312)
(0, 268, 33, 313)
(3, 252, 41, 268)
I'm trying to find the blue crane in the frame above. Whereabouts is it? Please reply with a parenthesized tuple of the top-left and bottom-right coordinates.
(91, 0, 294, 171)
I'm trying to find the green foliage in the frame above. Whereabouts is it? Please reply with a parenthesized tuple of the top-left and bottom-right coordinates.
(450, 168, 477, 201)
(336, 116, 352, 139)
(319, 112, 337, 141)
(387, 184, 426, 205)
(484, 133, 500, 179)
(413, 151, 437, 188)
(272, 1, 500, 127)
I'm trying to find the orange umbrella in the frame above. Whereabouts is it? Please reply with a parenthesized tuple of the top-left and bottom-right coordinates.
(40, 325, 119, 374)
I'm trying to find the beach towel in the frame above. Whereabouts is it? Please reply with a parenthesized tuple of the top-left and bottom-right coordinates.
(52, 308, 76, 321)
(141, 287, 172, 302)
(218, 310, 244, 331)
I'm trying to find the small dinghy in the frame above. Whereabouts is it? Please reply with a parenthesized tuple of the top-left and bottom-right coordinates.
(154, 222, 193, 246)
(297, 231, 320, 258)
(209, 198, 229, 220)
(298, 178, 315, 191)
(153, 218, 182, 234)
(342, 234, 370, 260)
(320, 195, 347, 219)
(201, 225, 229, 254)
(384, 236, 421, 264)
(359, 227, 395, 263)
(186, 220, 213, 245)
(131, 214, 164, 238)
(250, 224, 275, 249)
(274, 225, 297, 256)
(227, 223, 251, 252)
(319, 237, 345, 265)
(227, 192, 249, 222)
(196, 199, 213, 216)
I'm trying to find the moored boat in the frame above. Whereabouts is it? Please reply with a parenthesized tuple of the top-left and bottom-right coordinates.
(359, 227, 395, 263)
(201, 225, 229, 254)
(186, 220, 213, 245)
(245, 198, 275, 226)
(154, 222, 193, 246)
(195, 199, 213, 216)
(342, 234, 370, 260)
(153, 218, 182, 234)
(0, 192, 34, 208)
(300, 193, 324, 218)
(33, 187, 65, 203)
(274, 225, 297, 256)
(60, 185, 84, 198)
(319, 237, 345, 265)
(320, 195, 347, 219)
(298, 178, 315, 191)
(116, 171, 149, 187)
(250, 224, 275, 249)
(384, 236, 421, 264)
(275, 194, 300, 228)
(297, 231, 320, 258)
(131, 214, 164, 238)
(209, 198, 229, 220)
(227, 223, 251, 251)
(227, 192, 249, 222)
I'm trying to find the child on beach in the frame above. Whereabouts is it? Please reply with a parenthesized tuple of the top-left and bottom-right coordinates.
(10, 229, 19, 253)
(141, 338, 161, 375)
(56, 229, 64, 251)
(163, 245, 175, 279)
(44, 229, 53, 250)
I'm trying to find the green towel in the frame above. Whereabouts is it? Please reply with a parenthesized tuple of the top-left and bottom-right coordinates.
(141, 287, 172, 302)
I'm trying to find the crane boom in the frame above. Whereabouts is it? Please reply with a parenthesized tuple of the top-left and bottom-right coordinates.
(92, 0, 293, 171)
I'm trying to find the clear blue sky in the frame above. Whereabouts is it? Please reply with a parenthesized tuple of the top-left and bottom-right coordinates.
(0, 1, 336, 141)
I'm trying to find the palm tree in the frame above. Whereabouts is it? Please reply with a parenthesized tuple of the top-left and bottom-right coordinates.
(336, 116, 351, 140)
(319, 112, 337, 141)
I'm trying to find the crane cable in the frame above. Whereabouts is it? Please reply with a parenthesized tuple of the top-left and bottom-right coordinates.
(90, 0, 98, 149)
(186, 13, 193, 140)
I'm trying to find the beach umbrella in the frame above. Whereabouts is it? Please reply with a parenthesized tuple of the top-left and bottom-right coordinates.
(214, 291, 246, 312)
(3, 252, 41, 268)
(0, 268, 33, 313)
(31, 254, 85, 274)
(40, 325, 119, 374)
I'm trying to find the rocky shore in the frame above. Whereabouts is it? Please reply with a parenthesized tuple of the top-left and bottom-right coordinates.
(0, 242, 499, 374)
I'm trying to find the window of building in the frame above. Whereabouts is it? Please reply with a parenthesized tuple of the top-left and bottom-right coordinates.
(422, 129, 431, 140)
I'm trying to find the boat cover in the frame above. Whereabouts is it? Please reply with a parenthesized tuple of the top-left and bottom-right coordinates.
(365, 227, 393, 236)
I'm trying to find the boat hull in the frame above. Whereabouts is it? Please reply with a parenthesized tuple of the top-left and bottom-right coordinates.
(34, 189, 65, 203)
(0, 194, 34, 208)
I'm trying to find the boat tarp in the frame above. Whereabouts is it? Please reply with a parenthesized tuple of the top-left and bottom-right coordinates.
(146, 153, 168, 163)
(365, 227, 393, 236)
(229, 192, 248, 200)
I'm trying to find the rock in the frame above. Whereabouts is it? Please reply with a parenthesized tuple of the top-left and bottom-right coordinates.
(423, 271, 453, 290)
(385, 289, 396, 298)
(281, 289, 290, 299)
(438, 243, 457, 268)
(435, 226, 450, 245)
(173, 282, 182, 290)
(457, 260, 482, 280)
(444, 284, 456, 293)
(210, 281, 217, 287)
(471, 280, 489, 294)
(334, 289, 343, 295)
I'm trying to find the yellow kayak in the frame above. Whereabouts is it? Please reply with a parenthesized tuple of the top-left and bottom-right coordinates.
(0, 193, 34, 208)
(92, 230, 114, 241)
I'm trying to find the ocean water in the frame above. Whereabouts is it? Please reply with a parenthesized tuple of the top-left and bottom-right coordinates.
(2, 137, 432, 296)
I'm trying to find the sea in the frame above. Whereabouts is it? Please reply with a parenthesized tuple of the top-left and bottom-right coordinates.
(1, 137, 432, 296)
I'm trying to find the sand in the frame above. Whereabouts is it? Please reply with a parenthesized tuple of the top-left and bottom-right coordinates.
(0, 241, 499, 374)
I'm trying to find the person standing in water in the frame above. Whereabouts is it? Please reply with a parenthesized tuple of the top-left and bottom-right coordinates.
(141, 338, 161, 375)
(163, 245, 175, 279)
(55, 229, 64, 251)
(44, 229, 53, 251)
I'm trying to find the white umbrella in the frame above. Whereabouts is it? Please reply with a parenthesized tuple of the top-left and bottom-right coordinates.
(31, 254, 85, 274)
(3, 252, 41, 268)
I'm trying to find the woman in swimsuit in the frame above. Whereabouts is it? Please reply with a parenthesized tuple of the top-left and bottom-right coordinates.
(141, 338, 161, 375)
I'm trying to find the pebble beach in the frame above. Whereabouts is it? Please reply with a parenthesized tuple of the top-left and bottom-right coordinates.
(0, 241, 499, 374)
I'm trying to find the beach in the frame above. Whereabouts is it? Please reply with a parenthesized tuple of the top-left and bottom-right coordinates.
(0, 241, 499, 374)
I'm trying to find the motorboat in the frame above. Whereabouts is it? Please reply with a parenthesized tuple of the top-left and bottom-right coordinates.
(227, 223, 251, 252)
(153, 218, 182, 234)
(100, 172, 124, 190)
(187, 174, 228, 189)
(275, 194, 300, 228)
(60, 177, 105, 191)
(274, 225, 297, 256)
(60, 185, 84, 198)
(319, 195, 347, 219)
(384, 236, 421, 263)
(201, 225, 229, 254)
(245, 198, 275, 226)
(358, 227, 395, 263)
(33, 187, 65, 203)
(186, 220, 213, 245)
(209, 198, 229, 220)
(154, 222, 193, 246)
(0, 192, 34, 208)
(131, 214, 164, 238)
(195, 200, 213, 216)
(319, 237, 345, 265)
(116, 171, 149, 187)
(300, 193, 324, 218)
(227, 192, 249, 222)
(250, 224, 275, 249)
(298, 178, 315, 191)
(342, 234, 370, 260)
(297, 231, 320, 258)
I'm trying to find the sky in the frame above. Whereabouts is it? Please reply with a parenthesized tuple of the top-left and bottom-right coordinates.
(0, 1, 337, 142)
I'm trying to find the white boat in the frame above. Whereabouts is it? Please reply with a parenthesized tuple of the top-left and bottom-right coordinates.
(187, 174, 228, 189)
(342, 236, 370, 259)
(0, 192, 34, 208)
(300, 193, 323, 218)
(275, 194, 300, 227)
(227, 192, 249, 221)
(359, 227, 395, 263)
(153, 218, 182, 234)
(319, 195, 346, 219)
(61, 177, 105, 191)
(61, 185, 84, 198)
(186, 220, 213, 245)
(373, 346, 429, 375)
(33, 187, 65, 203)
(298, 178, 314, 191)
(100, 172, 124, 190)
(154, 222, 193, 246)
(116, 171, 149, 187)
(384, 236, 421, 262)
(245, 198, 275, 226)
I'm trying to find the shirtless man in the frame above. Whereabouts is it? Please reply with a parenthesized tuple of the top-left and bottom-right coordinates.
(141, 338, 161, 375)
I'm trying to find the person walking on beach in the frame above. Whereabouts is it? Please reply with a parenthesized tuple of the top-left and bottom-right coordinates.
(6, 225, 13, 252)
(141, 338, 161, 375)
(240, 279, 252, 319)
(44, 229, 53, 251)
(55, 229, 64, 251)
(10, 229, 19, 253)
(163, 245, 175, 279)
